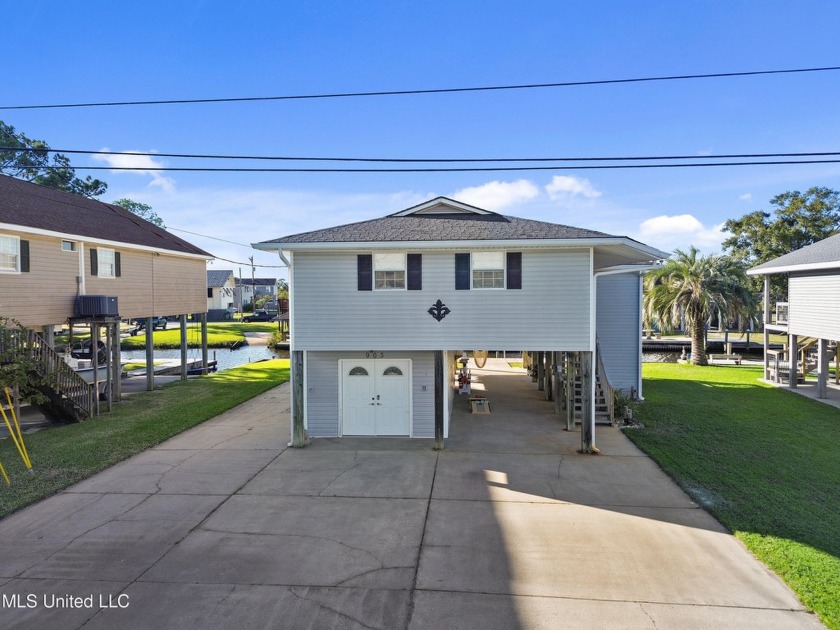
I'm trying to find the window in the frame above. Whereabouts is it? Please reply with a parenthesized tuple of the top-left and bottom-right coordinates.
(90, 247, 121, 278)
(61, 240, 76, 252)
(382, 366, 403, 376)
(374, 252, 405, 290)
(0, 235, 19, 272)
(98, 248, 117, 277)
(207, 287, 213, 298)
(349, 367, 369, 376)
(472, 252, 505, 289)
(359, 254, 421, 291)
(456, 252, 521, 290)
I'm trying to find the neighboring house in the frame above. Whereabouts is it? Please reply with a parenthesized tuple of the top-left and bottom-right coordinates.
(235, 276, 277, 307)
(254, 196, 667, 449)
(0, 174, 212, 331)
(207, 269, 236, 318)
(0, 174, 212, 420)
(748, 233, 840, 397)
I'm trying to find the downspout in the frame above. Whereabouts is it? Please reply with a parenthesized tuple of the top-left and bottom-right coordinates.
(78, 242, 86, 296)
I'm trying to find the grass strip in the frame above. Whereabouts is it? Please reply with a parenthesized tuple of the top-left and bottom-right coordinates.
(120, 322, 278, 350)
(0, 359, 289, 519)
(628, 363, 840, 630)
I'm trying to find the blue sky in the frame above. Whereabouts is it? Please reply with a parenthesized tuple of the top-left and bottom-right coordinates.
(5, 1, 840, 277)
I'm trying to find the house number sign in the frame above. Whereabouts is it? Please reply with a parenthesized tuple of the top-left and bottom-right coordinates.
(365, 351, 385, 358)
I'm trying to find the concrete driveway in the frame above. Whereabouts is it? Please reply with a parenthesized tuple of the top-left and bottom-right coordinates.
(0, 361, 824, 629)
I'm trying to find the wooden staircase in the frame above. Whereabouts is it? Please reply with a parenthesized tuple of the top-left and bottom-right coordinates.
(0, 328, 95, 422)
(569, 350, 614, 425)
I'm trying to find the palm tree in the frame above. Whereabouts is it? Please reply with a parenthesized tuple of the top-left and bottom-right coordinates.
(644, 247, 757, 366)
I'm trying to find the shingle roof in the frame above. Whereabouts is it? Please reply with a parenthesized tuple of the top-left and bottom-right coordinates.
(260, 210, 613, 245)
(749, 233, 840, 274)
(207, 269, 234, 287)
(0, 174, 211, 257)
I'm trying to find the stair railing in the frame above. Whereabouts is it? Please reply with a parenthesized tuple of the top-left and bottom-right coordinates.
(1, 328, 94, 419)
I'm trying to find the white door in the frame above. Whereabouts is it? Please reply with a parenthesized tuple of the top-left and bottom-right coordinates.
(341, 359, 411, 436)
(341, 363, 376, 435)
(375, 360, 411, 435)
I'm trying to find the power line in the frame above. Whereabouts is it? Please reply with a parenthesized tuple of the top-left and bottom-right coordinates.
(5, 146, 840, 163)
(2, 65, 838, 111)
(13, 159, 840, 173)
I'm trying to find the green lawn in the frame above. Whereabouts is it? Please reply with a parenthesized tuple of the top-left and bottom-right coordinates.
(120, 321, 278, 350)
(629, 363, 840, 630)
(0, 359, 289, 519)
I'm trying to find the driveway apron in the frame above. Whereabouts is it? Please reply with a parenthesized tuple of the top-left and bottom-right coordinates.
(0, 362, 825, 629)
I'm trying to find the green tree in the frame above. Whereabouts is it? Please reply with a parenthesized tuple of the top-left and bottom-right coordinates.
(0, 120, 107, 197)
(644, 247, 757, 366)
(0, 318, 48, 405)
(722, 187, 840, 298)
(112, 198, 165, 228)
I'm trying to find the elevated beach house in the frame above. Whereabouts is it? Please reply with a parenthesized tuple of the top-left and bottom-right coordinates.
(748, 233, 840, 397)
(254, 197, 667, 450)
(0, 174, 212, 419)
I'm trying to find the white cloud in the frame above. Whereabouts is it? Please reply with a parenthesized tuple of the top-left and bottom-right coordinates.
(636, 214, 726, 254)
(92, 148, 176, 193)
(739, 193, 752, 201)
(544, 176, 602, 203)
(451, 179, 539, 211)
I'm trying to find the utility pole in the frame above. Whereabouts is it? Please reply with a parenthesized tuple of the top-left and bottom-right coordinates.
(250, 256, 256, 310)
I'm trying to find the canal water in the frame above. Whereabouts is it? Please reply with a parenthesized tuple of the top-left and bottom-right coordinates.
(121, 344, 289, 372)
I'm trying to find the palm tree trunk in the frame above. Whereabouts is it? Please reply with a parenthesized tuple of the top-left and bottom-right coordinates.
(690, 323, 707, 366)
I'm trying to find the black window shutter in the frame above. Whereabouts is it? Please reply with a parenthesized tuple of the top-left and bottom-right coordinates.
(407, 254, 422, 290)
(90, 248, 98, 276)
(115, 251, 121, 277)
(507, 252, 522, 289)
(455, 253, 470, 290)
(357, 254, 372, 291)
(20, 240, 30, 273)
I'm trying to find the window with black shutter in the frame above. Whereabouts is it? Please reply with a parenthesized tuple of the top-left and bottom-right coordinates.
(407, 254, 422, 290)
(357, 254, 373, 291)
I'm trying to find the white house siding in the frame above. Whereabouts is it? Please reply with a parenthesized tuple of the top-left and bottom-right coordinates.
(788, 272, 840, 339)
(305, 351, 436, 438)
(596, 273, 641, 392)
(291, 249, 592, 351)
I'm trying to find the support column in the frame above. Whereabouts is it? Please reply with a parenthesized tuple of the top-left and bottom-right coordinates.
(817, 338, 828, 399)
(291, 350, 306, 447)
(553, 353, 562, 415)
(580, 351, 595, 453)
(565, 352, 576, 431)
(145, 317, 155, 391)
(111, 320, 121, 402)
(104, 322, 112, 413)
(179, 315, 188, 380)
(544, 352, 553, 401)
(536, 351, 545, 392)
(788, 333, 798, 388)
(763, 276, 770, 380)
(91, 322, 100, 416)
(201, 313, 209, 374)
(434, 350, 444, 450)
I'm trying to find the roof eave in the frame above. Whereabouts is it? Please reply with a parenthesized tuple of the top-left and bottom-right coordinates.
(747, 260, 840, 275)
(0, 221, 213, 260)
(253, 236, 668, 259)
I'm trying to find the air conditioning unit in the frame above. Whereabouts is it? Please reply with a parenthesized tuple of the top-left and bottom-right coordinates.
(75, 295, 119, 317)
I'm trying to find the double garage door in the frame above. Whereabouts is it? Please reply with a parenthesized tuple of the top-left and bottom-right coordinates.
(340, 359, 411, 436)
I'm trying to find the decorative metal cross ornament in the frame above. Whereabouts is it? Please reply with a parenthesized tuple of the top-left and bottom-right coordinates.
(428, 299, 451, 322)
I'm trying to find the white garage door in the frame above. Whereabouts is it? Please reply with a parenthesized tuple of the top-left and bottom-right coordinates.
(340, 359, 411, 436)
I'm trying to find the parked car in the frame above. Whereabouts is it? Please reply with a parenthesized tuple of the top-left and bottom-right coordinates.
(243, 310, 274, 322)
(129, 317, 168, 335)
